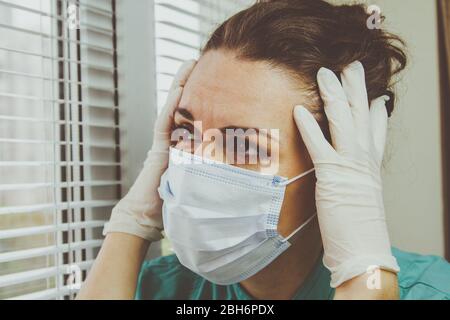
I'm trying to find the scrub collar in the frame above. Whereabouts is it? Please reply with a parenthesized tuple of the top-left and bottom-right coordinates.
(232, 252, 334, 300)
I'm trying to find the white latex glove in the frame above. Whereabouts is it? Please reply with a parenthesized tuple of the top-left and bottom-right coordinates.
(293, 61, 399, 288)
(103, 60, 197, 242)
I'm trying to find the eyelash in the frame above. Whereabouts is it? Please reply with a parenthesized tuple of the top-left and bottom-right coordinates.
(172, 123, 268, 157)
(173, 123, 194, 137)
(228, 136, 257, 156)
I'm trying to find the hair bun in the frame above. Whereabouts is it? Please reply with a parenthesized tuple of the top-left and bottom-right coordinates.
(334, 4, 382, 38)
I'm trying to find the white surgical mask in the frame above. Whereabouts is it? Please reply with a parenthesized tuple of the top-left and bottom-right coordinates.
(158, 147, 316, 285)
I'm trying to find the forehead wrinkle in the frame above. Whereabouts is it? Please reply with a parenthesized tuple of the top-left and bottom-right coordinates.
(181, 79, 249, 129)
(179, 51, 309, 146)
(182, 83, 292, 147)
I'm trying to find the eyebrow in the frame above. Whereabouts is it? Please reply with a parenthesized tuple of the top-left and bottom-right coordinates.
(175, 108, 194, 121)
(174, 108, 279, 142)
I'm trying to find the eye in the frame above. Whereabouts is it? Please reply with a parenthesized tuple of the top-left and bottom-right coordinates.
(241, 137, 258, 156)
(172, 123, 195, 143)
(225, 134, 259, 165)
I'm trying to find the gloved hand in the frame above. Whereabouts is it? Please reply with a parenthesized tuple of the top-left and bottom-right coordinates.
(293, 61, 399, 288)
(103, 60, 197, 242)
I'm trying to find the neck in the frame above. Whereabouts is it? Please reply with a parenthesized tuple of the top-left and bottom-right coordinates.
(239, 218, 323, 300)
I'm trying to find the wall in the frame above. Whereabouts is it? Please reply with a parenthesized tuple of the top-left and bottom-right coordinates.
(116, 0, 160, 259)
(335, 0, 444, 256)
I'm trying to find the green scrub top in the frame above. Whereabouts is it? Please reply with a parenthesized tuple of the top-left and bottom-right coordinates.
(135, 247, 450, 300)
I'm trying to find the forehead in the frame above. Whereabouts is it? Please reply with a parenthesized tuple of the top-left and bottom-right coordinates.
(178, 50, 304, 133)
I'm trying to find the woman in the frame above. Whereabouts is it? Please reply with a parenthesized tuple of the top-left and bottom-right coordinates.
(78, 0, 450, 300)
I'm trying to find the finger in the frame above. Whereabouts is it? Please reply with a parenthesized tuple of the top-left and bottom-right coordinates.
(370, 96, 389, 164)
(152, 87, 183, 152)
(341, 61, 370, 151)
(293, 105, 336, 162)
(153, 86, 184, 145)
(154, 60, 197, 143)
(317, 67, 356, 157)
(169, 59, 197, 92)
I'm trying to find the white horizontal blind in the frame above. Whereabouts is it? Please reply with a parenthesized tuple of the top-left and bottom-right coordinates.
(0, 0, 120, 299)
(154, 0, 252, 111)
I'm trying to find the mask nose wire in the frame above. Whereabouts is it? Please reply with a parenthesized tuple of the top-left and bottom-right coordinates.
(276, 167, 315, 187)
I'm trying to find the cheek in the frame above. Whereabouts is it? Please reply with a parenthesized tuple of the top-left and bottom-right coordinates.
(275, 141, 316, 236)
(276, 173, 316, 237)
(275, 132, 309, 178)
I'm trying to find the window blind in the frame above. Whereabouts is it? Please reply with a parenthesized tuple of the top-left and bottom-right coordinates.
(154, 0, 251, 111)
(0, 0, 120, 300)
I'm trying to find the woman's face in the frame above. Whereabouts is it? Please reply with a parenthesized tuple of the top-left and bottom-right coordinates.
(173, 49, 317, 236)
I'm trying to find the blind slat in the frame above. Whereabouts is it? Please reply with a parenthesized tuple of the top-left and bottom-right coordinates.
(0, 69, 116, 92)
(155, 2, 215, 23)
(0, 115, 118, 128)
(155, 20, 208, 38)
(0, 92, 117, 105)
(0, 138, 118, 148)
(0, 200, 116, 216)
(0, 181, 120, 191)
(0, 23, 114, 54)
(0, 46, 115, 70)
(7, 284, 79, 300)
(0, 240, 103, 263)
(0, 161, 121, 168)
(0, 221, 106, 240)
(0, 260, 94, 288)
(0, 0, 112, 18)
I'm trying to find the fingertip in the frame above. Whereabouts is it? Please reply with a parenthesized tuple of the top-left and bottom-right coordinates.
(183, 59, 197, 69)
(172, 60, 197, 88)
(317, 67, 333, 80)
(345, 60, 364, 71)
(294, 105, 314, 123)
(371, 96, 389, 110)
(293, 105, 306, 117)
(182, 59, 197, 66)
(341, 61, 365, 81)
(316, 67, 342, 94)
(370, 96, 389, 121)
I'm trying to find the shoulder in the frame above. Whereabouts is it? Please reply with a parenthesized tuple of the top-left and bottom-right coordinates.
(140, 254, 185, 276)
(392, 247, 450, 300)
(136, 254, 201, 300)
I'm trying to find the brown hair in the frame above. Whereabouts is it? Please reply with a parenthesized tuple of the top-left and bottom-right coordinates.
(202, 0, 407, 117)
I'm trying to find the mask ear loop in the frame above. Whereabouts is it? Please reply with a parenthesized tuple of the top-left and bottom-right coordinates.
(284, 212, 317, 242)
(276, 168, 315, 187)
